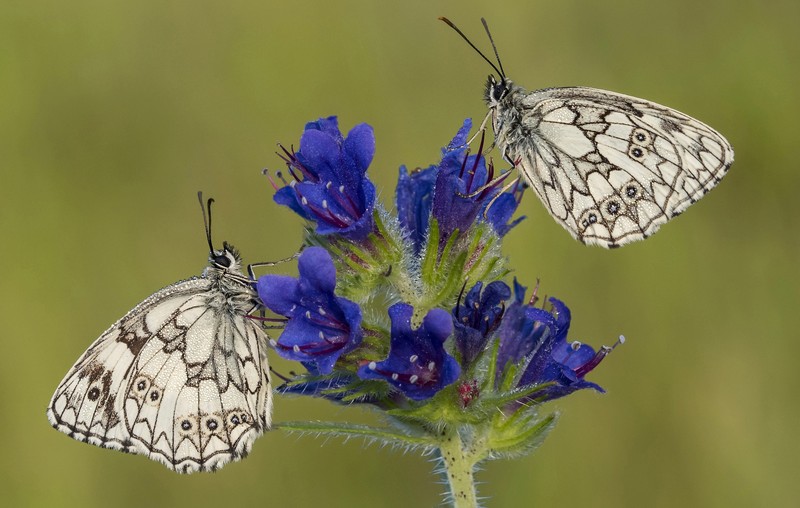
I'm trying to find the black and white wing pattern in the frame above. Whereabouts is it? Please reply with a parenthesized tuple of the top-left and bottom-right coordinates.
(491, 84, 734, 248)
(439, 17, 734, 247)
(47, 243, 272, 473)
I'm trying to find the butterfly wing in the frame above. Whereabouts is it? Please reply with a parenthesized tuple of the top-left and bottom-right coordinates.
(47, 277, 272, 473)
(499, 86, 734, 247)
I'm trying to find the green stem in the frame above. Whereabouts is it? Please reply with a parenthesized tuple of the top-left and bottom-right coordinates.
(438, 426, 479, 508)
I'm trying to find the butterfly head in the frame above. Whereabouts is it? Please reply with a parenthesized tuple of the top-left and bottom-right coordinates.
(485, 75, 512, 108)
(210, 242, 242, 272)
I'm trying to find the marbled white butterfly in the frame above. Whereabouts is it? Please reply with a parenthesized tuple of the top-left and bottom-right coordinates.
(441, 17, 734, 248)
(47, 194, 272, 473)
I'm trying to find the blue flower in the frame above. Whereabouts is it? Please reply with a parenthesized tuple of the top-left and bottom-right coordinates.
(277, 366, 356, 402)
(452, 281, 511, 368)
(496, 294, 610, 402)
(274, 116, 376, 241)
(395, 119, 524, 251)
(395, 164, 437, 254)
(257, 247, 363, 374)
(358, 303, 460, 401)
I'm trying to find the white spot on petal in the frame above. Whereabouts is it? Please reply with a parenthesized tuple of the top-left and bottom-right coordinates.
(391, 373, 398, 381)
(409, 375, 418, 384)
(427, 361, 435, 371)
(318, 307, 326, 316)
(293, 345, 300, 353)
(409, 355, 418, 363)
(368, 361, 377, 370)
(301, 196, 308, 205)
(570, 341, 582, 351)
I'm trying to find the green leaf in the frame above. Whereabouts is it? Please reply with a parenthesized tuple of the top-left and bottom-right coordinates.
(274, 421, 438, 450)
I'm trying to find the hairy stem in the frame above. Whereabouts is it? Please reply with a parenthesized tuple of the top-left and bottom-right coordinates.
(438, 426, 479, 508)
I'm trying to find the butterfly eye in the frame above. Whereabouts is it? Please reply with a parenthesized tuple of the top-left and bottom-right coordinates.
(213, 254, 232, 268)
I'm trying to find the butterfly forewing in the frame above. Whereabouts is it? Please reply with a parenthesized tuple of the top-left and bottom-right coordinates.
(47, 246, 272, 473)
(493, 84, 733, 247)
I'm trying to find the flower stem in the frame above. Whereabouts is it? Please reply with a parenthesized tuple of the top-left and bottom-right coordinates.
(438, 426, 479, 508)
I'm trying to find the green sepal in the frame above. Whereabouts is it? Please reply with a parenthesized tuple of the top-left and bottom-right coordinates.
(485, 411, 558, 460)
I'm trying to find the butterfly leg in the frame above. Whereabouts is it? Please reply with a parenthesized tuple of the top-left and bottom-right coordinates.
(481, 175, 522, 221)
(466, 110, 494, 149)
(247, 252, 301, 280)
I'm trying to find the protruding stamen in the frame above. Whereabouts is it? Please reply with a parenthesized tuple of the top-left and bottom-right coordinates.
(529, 279, 540, 306)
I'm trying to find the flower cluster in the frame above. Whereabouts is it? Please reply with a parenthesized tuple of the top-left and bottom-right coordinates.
(260, 116, 617, 408)
(259, 116, 621, 505)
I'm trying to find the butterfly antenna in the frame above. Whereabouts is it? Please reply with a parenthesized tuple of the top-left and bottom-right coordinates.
(439, 17, 505, 78)
(480, 18, 506, 78)
(197, 191, 216, 253)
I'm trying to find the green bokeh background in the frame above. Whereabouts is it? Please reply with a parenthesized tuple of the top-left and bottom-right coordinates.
(3, 0, 798, 506)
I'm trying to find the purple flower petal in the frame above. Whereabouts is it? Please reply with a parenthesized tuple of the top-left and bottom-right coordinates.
(273, 116, 376, 241)
(453, 281, 511, 367)
(257, 247, 363, 374)
(357, 303, 460, 401)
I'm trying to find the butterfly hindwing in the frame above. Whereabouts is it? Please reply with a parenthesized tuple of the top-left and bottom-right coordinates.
(48, 245, 272, 473)
(496, 86, 734, 247)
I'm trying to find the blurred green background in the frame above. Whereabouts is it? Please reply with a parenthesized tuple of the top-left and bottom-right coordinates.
(2, 0, 798, 506)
